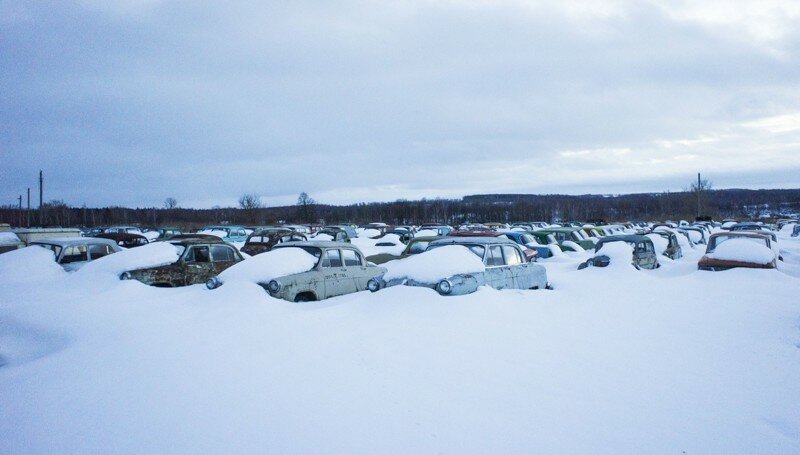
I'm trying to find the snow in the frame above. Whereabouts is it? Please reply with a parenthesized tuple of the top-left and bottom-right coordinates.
(141, 231, 159, 242)
(646, 233, 669, 255)
(351, 234, 406, 257)
(217, 247, 318, 284)
(356, 228, 381, 238)
(415, 229, 439, 237)
(0, 246, 65, 284)
(1, 230, 800, 454)
(0, 232, 21, 244)
(383, 245, 485, 283)
(77, 242, 183, 278)
(561, 240, 585, 252)
(707, 238, 775, 264)
(311, 233, 333, 241)
(594, 241, 636, 270)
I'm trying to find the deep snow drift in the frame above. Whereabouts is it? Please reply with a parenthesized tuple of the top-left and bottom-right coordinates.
(1, 233, 799, 454)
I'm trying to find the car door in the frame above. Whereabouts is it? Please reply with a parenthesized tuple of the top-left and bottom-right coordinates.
(341, 248, 370, 291)
(210, 244, 239, 275)
(501, 245, 525, 289)
(320, 249, 353, 298)
(483, 245, 508, 289)
(182, 245, 215, 285)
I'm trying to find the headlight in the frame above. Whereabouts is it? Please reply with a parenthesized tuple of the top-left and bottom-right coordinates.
(267, 280, 281, 293)
(206, 277, 220, 290)
(367, 278, 381, 292)
(120, 271, 132, 280)
(436, 279, 452, 295)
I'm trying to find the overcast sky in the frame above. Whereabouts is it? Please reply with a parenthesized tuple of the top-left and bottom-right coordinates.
(2, 0, 799, 208)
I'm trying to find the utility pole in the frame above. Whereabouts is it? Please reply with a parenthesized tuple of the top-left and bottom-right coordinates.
(697, 172, 701, 218)
(27, 187, 31, 227)
(18, 195, 22, 227)
(39, 170, 44, 226)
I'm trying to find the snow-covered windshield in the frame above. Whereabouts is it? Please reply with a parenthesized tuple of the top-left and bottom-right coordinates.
(274, 245, 322, 265)
(34, 243, 62, 258)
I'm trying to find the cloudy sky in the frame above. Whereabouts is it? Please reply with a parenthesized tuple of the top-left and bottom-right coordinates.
(2, 0, 799, 208)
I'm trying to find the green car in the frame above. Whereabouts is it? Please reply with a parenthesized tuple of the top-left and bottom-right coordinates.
(366, 236, 441, 265)
(537, 227, 596, 251)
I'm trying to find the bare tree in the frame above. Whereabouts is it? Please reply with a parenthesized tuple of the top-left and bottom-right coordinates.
(163, 197, 178, 209)
(296, 192, 316, 223)
(687, 173, 713, 219)
(239, 193, 263, 224)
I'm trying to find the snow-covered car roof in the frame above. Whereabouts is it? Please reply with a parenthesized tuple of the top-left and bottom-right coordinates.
(31, 237, 120, 248)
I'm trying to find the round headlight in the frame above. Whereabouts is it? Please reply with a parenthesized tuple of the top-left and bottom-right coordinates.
(367, 278, 380, 292)
(206, 277, 220, 290)
(120, 271, 132, 280)
(436, 279, 452, 295)
(267, 280, 281, 293)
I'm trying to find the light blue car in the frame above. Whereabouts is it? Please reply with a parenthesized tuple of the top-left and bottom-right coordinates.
(201, 225, 249, 243)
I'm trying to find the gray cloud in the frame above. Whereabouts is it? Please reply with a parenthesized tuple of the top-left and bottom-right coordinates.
(2, 0, 799, 208)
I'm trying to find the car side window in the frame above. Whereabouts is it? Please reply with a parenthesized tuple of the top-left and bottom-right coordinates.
(487, 246, 504, 267)
(342, 249, 361, 266)
(321, 249, 342, 268)
(409, 241, 428, 254)
(502, 245, 523, 265)
(61, 245, 88, 263)
(186, 246, 210, 263)
(211, 245, 236, 262)
(89, 244, 112, 260)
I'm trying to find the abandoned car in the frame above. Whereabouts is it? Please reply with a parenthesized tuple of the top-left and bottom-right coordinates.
(120, 237, 244, 286)
(698, 232, 777, 271)
(369, 237, 550, 296)
(240, 228, 308, 256)
(199, 225, 249, 243)
(365, 235, 441, 265)
(537, 227, 596, 251)
(30, 237, 122, 271)
(646, 230, 683, 260)
(578, 235, 660, 270)
(96, 232, 150, 248)
(206, 241, 386, 302)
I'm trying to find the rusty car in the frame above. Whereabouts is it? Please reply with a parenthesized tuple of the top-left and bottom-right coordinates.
(698, 232, 777, 271)
(206, 241, 386, 302)
(240, 228, 308, 256)
(365, 235, 442, 265)
(120, 237, 244, 286)
(96, 232, 150, 248)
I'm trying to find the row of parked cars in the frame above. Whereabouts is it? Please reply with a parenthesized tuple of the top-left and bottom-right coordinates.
(4, 218, 794, 302)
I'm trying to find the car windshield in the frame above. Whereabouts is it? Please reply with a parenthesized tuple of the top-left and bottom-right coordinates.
(707, 235, 768, 253)
(408, 240, 430, 254)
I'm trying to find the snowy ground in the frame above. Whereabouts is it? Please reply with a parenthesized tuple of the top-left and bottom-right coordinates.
(1, 229, 799, 453)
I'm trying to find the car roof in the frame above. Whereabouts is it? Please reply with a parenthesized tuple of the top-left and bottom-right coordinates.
(429, 236, 518, 246)
(31, 237, 119, 247)
(273, 240, 358, 249)
(168, 237, 228, 246)
(596, 234, 652, 246)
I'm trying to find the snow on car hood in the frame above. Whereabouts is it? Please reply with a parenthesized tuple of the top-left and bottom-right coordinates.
(0, 246, 66, 283)
(383, 245, 485, 283)
(218, 247, 318, 284)
(594, 242, 636, 270)
(77, 242, 183, 277)
(706, 238, 775, 264)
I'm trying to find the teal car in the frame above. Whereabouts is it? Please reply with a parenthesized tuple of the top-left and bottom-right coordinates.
(200, 225, 249, 243)
(537, 227, 596, 251)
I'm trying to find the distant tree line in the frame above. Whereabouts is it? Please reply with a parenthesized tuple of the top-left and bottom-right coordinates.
(1, 188, 799, 228)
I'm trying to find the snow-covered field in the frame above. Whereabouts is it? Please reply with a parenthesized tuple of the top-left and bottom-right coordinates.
(1, 228, 799, 453)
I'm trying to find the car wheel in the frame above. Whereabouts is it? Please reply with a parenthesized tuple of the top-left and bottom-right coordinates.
(294, 292, 316, 302)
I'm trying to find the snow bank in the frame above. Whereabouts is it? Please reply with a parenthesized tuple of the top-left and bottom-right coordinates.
(0, 232, 21, 244)
(0, 246, 65, 283)
(77, 242, 183, 277)
(383, 245, 484, 283)
(707, 238, 775, 264)
(218, 247, 318, 284)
